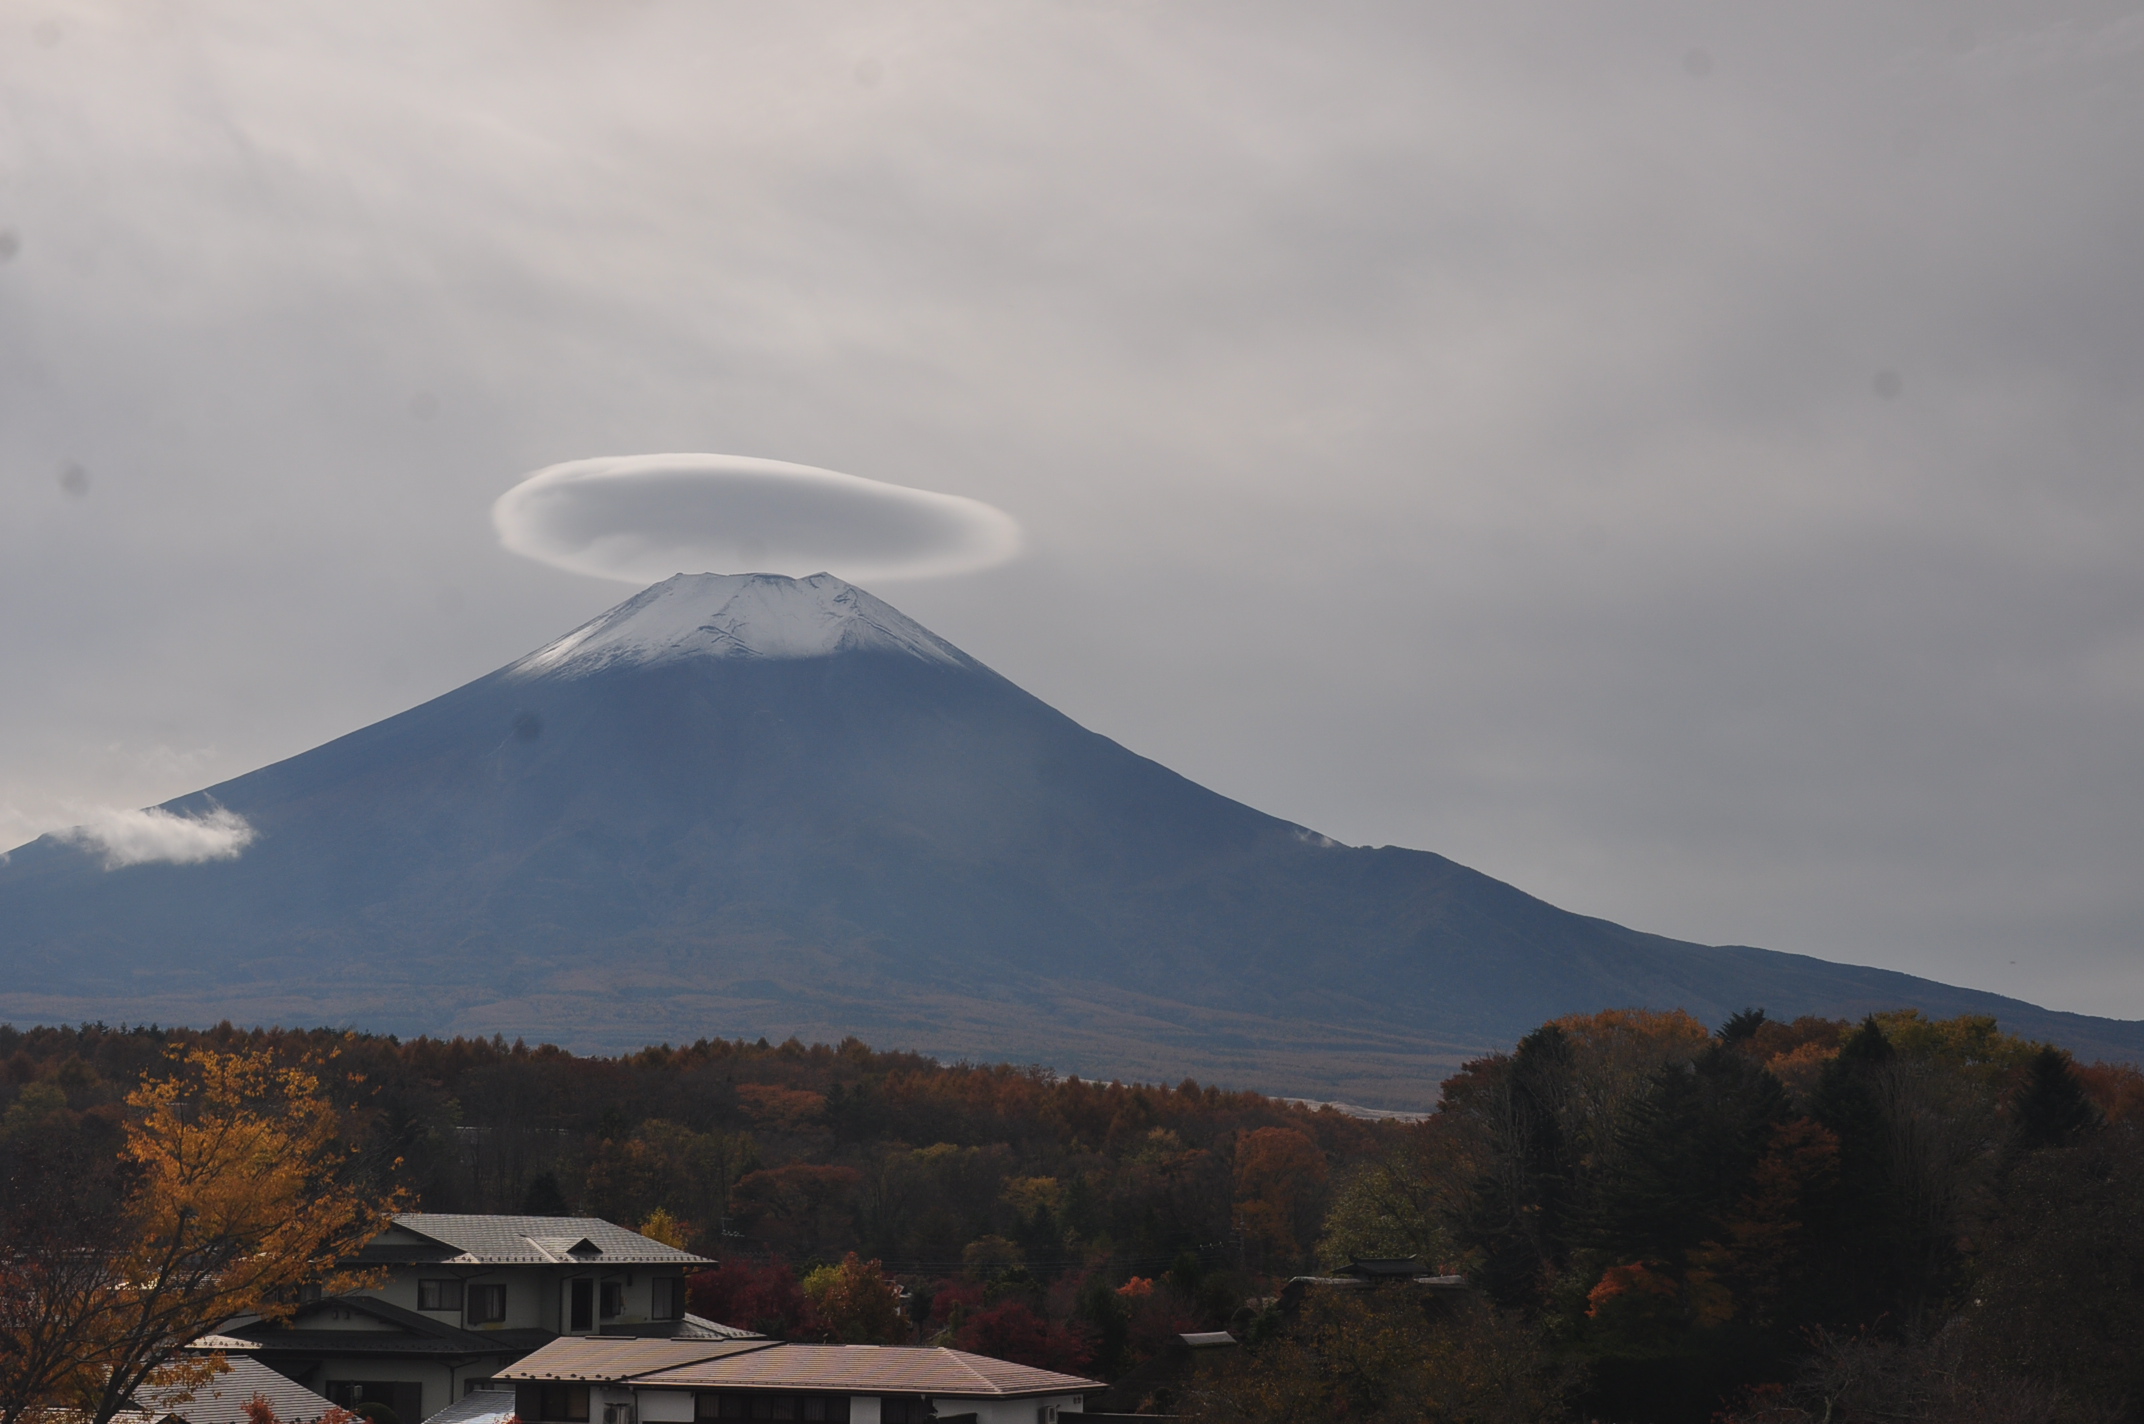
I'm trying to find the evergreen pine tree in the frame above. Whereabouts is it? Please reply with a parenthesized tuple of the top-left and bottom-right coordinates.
(1718, 1009, 1768, 1046)
(1804, 1018, 1912, 1324)
(1459, 1024, 1576, 1311)
(521, 1170, 571, 1216)
(1587, 1042, 1789, 1267)
(2007, 1046, 2101, 1159)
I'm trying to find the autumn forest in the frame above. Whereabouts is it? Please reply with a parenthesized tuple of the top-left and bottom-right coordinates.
(3, 1008, 2142, 1423)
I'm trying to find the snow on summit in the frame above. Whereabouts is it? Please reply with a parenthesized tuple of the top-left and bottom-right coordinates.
(508, 573, 972, 679)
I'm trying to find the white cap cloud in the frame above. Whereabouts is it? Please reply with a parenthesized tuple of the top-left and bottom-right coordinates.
(58, 805, 257, 869)
(492, 454, 1022, 585)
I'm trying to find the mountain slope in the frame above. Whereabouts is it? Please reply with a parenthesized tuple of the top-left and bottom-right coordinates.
(2, 573, 2136, 1106)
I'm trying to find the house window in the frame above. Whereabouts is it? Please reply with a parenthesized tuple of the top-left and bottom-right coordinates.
(467, 1283, 507, 1324)
(878, 1401, 932, 1424)
(652, 1276, 684, 1321)
(418, 1280, 464, 1312)
(538, 1386, 591, 1423)
(600, 1281, 626, 1319)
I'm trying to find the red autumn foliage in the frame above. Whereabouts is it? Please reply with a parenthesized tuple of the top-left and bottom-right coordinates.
(688, 1257, 807, 1338)
(953, 1298, 1095, 1374)
(926, 1277, 988, 1326)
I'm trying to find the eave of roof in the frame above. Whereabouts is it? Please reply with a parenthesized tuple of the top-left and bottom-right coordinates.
(241, 1331, 551, 1358)
(260, 1292, 520, 1348)
(186, 1335, 264, 1352)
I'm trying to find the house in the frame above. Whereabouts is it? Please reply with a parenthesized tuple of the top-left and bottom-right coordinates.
(218, 1214, 744, 1424)
(1277, 1258, 1469, 1306)
(1331, 1257, 1430, 1281)
(496, 1332, 1101, 1424)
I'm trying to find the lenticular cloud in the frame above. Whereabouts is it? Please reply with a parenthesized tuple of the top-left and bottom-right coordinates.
(58, 804, 257, 869)
(493, 454, 1022, 585)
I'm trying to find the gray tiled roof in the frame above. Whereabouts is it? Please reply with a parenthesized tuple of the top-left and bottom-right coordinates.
(386, 1214, 711, 1266)
(417, 1391, 518, 1424)
(675, 1313, 764, 1342)
(187, 1335, 263, 1352)
(137, 1355, 338, 1424)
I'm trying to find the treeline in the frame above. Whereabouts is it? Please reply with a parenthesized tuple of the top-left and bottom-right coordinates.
(7, 1010, 2143, 1421)
(1220, 1007, 2144, 1423)
(0, 1022, 1387, 1375)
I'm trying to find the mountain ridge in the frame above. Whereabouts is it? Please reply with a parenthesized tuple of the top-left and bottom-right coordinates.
(2, 573, 2137, 1107)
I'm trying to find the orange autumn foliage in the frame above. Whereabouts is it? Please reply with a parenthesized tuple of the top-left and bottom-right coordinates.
(2075, 1061, 2144, 1124)
(0, 1046, 398, 1424)
(1233, 1127, 1329, 1263)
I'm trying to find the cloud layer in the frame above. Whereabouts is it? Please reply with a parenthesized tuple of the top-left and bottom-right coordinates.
(57, 806, 257, 869)
(492, 454, 1021, 584)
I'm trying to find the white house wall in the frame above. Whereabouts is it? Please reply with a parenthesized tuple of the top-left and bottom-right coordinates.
(634, 1389, 694, 1423)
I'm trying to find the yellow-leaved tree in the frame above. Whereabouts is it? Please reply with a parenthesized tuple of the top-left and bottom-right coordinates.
(0, 1045, 399, 1424)
(801, 1252, 907, 1344)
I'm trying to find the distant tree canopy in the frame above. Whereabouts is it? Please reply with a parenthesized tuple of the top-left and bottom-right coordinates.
(1274, 1007, 2144, 1424)
(0, 1020, 1380, 1388)
(4, 1010, 2141, 1423)
(0, 1023, 1383, 1272)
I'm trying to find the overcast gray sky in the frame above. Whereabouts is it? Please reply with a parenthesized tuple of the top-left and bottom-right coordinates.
(4, 0, 2142, 1019)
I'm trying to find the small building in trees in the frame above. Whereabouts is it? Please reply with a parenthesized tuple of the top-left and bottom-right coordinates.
(1332, 1257, 1434, 1282)
(218, 1214, 743, 1424)
(496, 1334, 1101, 1424)
(1270, 1261, 1471, 1326)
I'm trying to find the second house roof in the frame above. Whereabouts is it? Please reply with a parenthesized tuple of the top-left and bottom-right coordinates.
(365, 1214, 712, 1266)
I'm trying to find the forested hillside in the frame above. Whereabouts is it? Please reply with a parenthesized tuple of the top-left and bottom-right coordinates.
(4, 1012, 2140, 1422)
(0, 1026, 1387, 1308)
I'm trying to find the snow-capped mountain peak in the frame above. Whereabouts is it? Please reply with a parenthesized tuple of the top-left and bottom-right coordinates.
(508, 573, 972, 679)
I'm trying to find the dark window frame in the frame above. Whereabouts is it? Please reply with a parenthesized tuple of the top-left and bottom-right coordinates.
(467, 1282, 508, 1325)
(417, 1279, 464, 1312)
(652, 1275, 684, 1321)
(600, 1280, 626, 1319)
(538, 1385, 591, 1423)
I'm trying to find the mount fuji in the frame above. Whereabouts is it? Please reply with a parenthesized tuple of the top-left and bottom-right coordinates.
(2, 573, 2138, 1105)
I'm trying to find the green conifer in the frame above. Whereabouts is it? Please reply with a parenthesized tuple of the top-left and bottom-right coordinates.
(2007, 1046, 2101, 1159)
